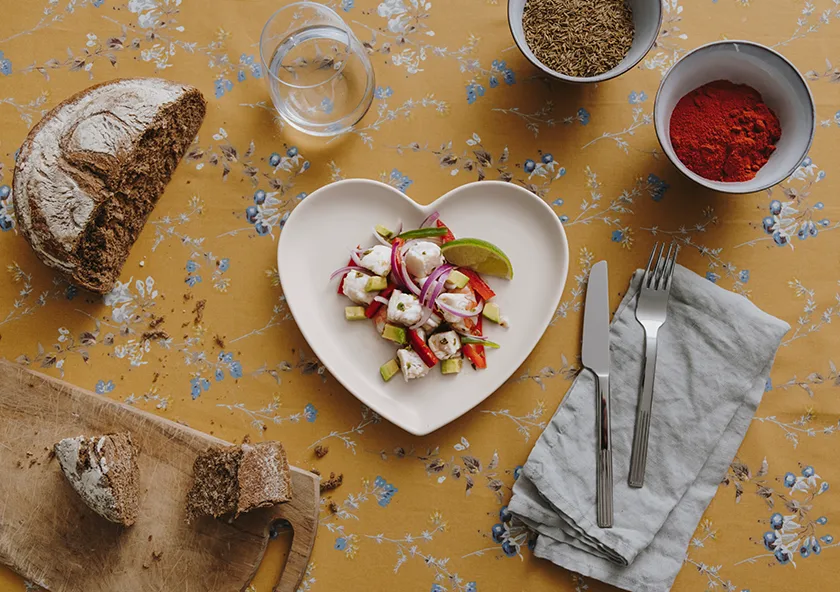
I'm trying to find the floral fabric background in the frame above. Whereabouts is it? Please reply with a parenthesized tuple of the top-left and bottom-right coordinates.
(1, 0, 839, 591)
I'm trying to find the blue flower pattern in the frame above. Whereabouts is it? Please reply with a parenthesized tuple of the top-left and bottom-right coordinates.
(95, 379, 115, 394)
(467, 59, 515, 104)
(0, 2, 838, 591)
(0, 184, 13, 231)
(386, 168, 413, 193)
(0, 51, 11, 76)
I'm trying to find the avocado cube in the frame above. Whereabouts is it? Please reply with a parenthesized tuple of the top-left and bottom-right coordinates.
(482, 301, 502, 324)
(445, 270, 470, 290)
(375, 224, 394, 239)
(365, 276, 388, 292)
(380, 358, 400, 382)
(345, 306, 367, 321)
(441, 358, 463, 375)
(382, 323, 407, 345)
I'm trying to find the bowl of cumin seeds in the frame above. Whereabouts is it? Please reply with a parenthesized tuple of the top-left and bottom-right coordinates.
(509, 0, 662, 83)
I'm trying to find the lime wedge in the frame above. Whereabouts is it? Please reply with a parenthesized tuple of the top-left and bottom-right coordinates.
(440, 238, 513, 279)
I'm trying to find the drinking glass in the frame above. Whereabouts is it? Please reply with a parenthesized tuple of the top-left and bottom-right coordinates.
(259, 2, 375, 136)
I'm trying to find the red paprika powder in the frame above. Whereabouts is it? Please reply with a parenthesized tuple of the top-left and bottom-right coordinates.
(669, 80, 782, 182)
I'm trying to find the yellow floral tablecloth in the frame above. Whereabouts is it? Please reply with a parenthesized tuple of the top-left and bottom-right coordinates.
(1, 1, 839, 591)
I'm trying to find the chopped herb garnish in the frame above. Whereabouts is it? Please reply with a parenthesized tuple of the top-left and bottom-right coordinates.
(397, 302, 406, 311)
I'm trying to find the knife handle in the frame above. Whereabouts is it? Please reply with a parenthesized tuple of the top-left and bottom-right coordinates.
(595, 373, 613, 528)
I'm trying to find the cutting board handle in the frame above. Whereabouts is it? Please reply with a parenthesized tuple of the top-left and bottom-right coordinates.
(269, 468, 320, 592)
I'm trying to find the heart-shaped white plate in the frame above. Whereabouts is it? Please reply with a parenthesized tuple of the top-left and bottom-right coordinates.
(278, 179, 569, 435)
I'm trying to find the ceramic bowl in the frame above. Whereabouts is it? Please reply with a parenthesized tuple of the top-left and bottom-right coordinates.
(508, 0, 662, 83)
(654, 40, 816, 194)
(277, 179, 569, 435)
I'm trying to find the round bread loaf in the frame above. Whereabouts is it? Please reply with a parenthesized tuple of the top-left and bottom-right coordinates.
(13, 78, 206, 293)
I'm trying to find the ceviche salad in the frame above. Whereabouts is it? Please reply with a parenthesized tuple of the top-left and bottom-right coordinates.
(330, 212, 513, 382)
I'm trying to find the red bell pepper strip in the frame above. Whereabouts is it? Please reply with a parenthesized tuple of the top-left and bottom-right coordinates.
(436, 219, 456, 243)
(408, 329, 439, 368)
(462, 315, 486, 369)
(458, 268, 496, 301)
(337, 256, 355, 294)
(364, 285, 395, 319)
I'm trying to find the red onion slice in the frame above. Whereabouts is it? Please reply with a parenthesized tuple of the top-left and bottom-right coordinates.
(420, 264, 454, 307)
(371, 227, 391, 246)
(437, 298, 484, 318)
(427, 275, 448, 308)
(374, 295, 390, 305)
(455, 330, 487, 340)
(420, 211, 440, 228)
(389, 240, 420, 295)
(400, 266, 421, 296)
(349, 248, 364, 267)
(330, 265, 368, 281)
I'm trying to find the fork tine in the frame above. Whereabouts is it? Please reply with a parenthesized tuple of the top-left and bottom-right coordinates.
(652, 243, 667, 289)
(663, 242, 680, 289)
(643, 242, 659, 288)
(657, 243, 674, 290)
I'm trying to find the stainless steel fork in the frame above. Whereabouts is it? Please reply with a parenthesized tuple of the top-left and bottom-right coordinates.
(628, 242, 679, 488)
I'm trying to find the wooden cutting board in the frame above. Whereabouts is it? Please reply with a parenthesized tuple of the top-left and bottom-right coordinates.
(0, 360, 319, 592)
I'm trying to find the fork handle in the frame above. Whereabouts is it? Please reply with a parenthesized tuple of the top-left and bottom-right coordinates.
(595, 373, 613, 527)
(629, 331, 658, 488)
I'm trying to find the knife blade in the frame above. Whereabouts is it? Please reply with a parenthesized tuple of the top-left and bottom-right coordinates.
(582, 260, 613, 528)
(582, 261, 610, 374)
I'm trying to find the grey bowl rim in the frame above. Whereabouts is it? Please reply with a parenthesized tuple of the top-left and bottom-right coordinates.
(507, 0, 664, 84)
(653, 39, 817, 195)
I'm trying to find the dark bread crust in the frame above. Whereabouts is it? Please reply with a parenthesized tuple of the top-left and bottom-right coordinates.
(54, 431, 139, 527)
(12, 78, 206, 293)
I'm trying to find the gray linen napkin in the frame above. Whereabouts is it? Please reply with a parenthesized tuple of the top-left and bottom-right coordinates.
(508, 265, 790, 592)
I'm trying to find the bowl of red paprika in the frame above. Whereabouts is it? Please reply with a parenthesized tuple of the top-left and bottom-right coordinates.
(654, 40, 815, 194)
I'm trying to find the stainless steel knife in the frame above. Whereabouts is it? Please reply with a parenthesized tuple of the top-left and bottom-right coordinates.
(582, 260, 613, 528)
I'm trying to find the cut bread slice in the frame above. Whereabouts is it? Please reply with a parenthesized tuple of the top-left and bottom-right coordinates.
(186, 441, 292, 522)
(54, 432, 139, 527)
(13, 78, 206, 293)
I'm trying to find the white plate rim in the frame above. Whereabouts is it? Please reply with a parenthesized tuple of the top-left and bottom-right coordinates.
(277, 178, 569, 435)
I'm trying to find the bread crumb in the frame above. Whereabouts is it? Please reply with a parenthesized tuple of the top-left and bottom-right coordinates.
(328, 500, 339, 514)
(149, 315, 165, 329)
(139, 260, 145, 267)
(310, 467, 321, 476)
(192, 300, 206, 326)
(320, 472, 343, 493)
(183, 293, 193, 302)
(152, 372, 160, 383)
(214, 334, 225, 348)
(141, 330, 170, 342)
(314, 445, 329, 459)
(152, 550, 163, 561)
